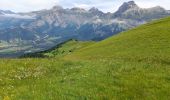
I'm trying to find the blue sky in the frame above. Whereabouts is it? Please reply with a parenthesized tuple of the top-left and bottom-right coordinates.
(0, 0, 170, 13)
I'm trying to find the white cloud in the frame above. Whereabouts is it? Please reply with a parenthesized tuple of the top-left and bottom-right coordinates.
(73, 3, 91, 9)
(136, 0, 170, 9)
(0, 0, 169, 13)
(0, 0, 58, 12)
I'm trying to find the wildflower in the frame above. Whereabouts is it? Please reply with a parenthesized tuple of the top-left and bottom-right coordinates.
(3, 96, 10, 100)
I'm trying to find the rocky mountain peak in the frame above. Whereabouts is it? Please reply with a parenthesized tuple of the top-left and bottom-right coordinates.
(0, 10, 15, 15)
(123, 1, 138, 8)
(114, 1, 139, 16)
(52, 5, 64, 11)
(150, 6, 165, 11)
(71, 7, 86, 13)
(89, 7, 99, 12)
(120, 1, 138, 10)
(113, 1, 140, 17)
(89, 7, 104, 16)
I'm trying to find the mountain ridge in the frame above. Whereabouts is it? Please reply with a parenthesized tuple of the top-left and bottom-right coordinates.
(0, 1, 170, 57)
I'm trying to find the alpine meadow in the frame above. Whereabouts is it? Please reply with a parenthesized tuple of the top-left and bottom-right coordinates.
(0, 0, 170, 100)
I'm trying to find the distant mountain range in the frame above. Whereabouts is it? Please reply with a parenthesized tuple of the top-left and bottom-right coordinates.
(0, 1, 170, 57)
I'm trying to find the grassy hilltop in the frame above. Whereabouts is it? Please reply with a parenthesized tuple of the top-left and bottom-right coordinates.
(0, 17, 170, 100)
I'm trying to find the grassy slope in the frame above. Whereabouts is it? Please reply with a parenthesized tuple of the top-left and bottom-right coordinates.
(67, 17, 170, 62)
(0, 17, 170, 100)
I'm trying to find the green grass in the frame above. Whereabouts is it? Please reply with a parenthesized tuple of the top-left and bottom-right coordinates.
(66, 17, 170, 62)
(0, 17, 170, 100)
(0, 59, 170, 100)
